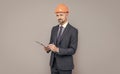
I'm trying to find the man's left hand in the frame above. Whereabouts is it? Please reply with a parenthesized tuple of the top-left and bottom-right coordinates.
(48, 44, 59, 52)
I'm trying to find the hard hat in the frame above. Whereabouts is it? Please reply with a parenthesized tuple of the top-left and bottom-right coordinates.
(55, 4, 69, 13)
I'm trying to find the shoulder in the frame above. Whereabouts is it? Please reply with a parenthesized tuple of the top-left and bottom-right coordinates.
(50, 25, 59, 32)
(68, 23, 78, 32)
(52, 25, 59, 29)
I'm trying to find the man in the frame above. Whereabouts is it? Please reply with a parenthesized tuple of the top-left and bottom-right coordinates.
(44, 4, 78, 74)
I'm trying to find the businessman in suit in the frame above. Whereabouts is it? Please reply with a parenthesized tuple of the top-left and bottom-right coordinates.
(44, 4, 78, 74)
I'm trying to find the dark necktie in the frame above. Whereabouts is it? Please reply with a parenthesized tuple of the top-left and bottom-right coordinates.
(56, 26, 63, 43)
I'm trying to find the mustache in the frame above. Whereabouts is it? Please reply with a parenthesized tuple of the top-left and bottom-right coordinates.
(58, 19, 62, 21)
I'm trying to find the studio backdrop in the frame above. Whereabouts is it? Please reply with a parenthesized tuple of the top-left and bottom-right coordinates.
(0, 0, 120, 74)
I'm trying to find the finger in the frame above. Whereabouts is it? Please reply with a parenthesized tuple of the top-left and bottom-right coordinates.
(49, 44, 55, 46)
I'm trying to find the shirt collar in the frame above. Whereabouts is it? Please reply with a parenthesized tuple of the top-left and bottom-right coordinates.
(59, 21, 68, 28)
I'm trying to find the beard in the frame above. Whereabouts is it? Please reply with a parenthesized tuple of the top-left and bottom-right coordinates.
(58, 19, 64, 24)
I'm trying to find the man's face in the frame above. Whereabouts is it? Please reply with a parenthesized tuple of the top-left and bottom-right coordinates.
(56, 13, 68, 25)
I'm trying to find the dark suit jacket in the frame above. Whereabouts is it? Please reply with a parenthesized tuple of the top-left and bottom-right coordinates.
(49, 23, 78, 70)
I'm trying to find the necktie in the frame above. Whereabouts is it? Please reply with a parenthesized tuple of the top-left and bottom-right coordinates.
(56, 26, 63, 43)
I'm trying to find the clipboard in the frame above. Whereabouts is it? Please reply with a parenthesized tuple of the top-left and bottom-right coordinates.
(35, 41, 46, 47)
(35, 41, 51, 53)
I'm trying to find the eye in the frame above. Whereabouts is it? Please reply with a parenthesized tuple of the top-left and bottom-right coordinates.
(60, 14, 63, 16)
(56, 15, 59, 17)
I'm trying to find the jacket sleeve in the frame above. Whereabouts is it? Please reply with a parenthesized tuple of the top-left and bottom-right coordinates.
(57, 29, 78, 55)
(46, 27, 54, 53)
(49, 27, 54, 44)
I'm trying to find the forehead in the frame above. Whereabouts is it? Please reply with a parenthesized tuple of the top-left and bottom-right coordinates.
(56, 12, 66, 15)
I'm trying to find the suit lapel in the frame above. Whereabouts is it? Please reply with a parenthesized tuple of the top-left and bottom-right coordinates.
(53, 25, 59, 44)
(59, 24, 70, 42)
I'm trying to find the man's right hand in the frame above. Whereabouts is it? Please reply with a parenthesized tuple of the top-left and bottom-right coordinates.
(44, 46, 51, 53)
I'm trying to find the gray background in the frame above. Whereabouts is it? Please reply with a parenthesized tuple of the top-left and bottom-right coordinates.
(0, 0, 120, 74)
